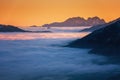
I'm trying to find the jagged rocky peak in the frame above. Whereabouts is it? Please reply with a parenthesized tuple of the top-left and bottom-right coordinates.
(87, 16, 105, 22)
(63, 17, 86, 26)
(87, 16, 106, 26)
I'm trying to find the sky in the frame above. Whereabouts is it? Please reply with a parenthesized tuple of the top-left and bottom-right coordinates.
(0, 0, 120, 27)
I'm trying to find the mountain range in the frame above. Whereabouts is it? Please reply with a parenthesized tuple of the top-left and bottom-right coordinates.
(67, 17, 120, 56)
(42, 16, 106, 27)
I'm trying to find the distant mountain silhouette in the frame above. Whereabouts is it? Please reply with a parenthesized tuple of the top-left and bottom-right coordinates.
(30, 25, 38, 27)
(0, 24, 26, 32)
(42, 16, 106, 27)
(67, 18, 120, 56)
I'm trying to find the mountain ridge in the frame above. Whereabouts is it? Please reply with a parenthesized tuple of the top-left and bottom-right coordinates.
(0, 24, 26, 32)
(42, 16, 106, 27)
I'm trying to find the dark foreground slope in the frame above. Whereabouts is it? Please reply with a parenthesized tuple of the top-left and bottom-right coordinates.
(80, 24, 105, 32)
(68, 18, 120, 56)
(0, 25, 26, 32)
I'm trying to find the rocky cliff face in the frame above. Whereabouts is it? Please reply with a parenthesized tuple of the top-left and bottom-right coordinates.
(42, 16, 106, 27)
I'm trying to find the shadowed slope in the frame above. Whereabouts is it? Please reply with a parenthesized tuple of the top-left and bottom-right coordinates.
(68, 18, 120, 56)
(0, 25, 26, 32)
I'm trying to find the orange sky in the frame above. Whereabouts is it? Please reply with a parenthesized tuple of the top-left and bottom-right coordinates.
(0, 0, 120, 27)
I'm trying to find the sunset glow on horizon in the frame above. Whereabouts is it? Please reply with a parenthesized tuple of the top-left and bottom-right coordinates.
(0, 0, 120, 27)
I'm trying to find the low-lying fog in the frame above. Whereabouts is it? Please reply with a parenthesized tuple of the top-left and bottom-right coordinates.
(0, 27, 120, 80)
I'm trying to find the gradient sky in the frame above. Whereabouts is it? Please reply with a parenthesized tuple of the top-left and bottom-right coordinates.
(0, 0, 120, 27)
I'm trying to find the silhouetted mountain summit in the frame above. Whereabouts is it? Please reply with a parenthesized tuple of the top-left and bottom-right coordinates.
(68, 17, 120, 56)
(30, 25, 38, 27)
(87, 17, 105, 26)
(42, 16, 106, 27)
(0, 24, 26, 32)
